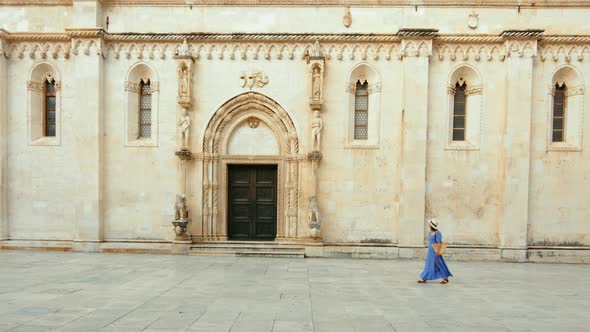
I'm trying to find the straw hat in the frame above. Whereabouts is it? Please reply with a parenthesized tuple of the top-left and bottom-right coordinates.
(428, 219, 439, 230)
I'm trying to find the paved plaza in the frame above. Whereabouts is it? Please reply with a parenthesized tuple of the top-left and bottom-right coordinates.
(0, 251, 588, 332)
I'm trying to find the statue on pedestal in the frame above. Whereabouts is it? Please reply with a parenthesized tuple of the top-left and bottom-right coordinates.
(311, 111, 323, 151)
(178, 107, 191, 150)
(172, 193, 190, 240)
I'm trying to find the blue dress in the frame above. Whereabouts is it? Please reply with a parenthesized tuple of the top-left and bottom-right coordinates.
(420, 230, 453, 280)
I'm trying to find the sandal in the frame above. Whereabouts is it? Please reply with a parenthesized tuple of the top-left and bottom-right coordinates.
(440, 279, 449, 284)
(417, 279, 427, 284)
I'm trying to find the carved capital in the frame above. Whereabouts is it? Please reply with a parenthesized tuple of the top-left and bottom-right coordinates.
(27, 80, 44, 92)
(565, 85, 584, 97)
(125, 81, 139, 93)
(307, 151, 322, 161)
(367, 82, 382, 94)
(465, 86, 483, 96)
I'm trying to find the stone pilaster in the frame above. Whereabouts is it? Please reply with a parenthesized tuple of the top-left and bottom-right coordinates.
(397, 29, 437, 258)
(498, 30, 543, 261)
(307, 40, 325, 239)
(67, 28, 106, 252)
(0, 30, 8, 241)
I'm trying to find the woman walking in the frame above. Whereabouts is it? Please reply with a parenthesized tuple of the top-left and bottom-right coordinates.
(418, 220, 453, 284)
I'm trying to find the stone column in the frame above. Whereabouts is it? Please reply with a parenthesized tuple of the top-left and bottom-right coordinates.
(0, 30, 8, 241)
(397, 29, 436, 258)
(498, 30, 543, 261)
(67, 28, 105, 252)
(306, 40, 325, 240)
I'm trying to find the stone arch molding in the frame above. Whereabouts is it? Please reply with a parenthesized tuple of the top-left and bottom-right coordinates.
(200, 92, 302, 241)
(445, 64, 483, 150)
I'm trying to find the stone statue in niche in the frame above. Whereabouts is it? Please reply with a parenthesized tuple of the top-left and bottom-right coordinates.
(174, 193, 189, 220)
(312, 66, 322, 100)
(311, 110, 323, 151)
(178, 107, 191, 150)
(179, 65, 190, 98)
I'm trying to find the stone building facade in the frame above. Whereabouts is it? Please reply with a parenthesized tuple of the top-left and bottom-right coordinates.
(1, 0, 589, 262)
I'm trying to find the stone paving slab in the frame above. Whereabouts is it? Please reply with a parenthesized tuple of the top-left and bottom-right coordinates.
(0, 251, 589, 332)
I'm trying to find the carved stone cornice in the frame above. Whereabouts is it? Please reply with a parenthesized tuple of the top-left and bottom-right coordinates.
(4, 29, 590, 62)
(65, 28, 106, 39)
(397, 28, 438, 38)
(500, 29, 545, 39)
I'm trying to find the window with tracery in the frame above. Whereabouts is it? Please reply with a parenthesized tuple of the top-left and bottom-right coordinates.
(354, 80, 369, 140)
(139, 80, 152, 138)
(44, 79, 56, 137)
(452, 82, 466, 141)
(552, 83, 566, 143)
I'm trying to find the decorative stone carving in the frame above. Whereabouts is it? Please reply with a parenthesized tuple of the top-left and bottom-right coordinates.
(177, 38, 191, 57)
(308, 195, 321, 238)
(468, 11, 479, 29)
(178, 106, 191, 150)
(311, 39, 323, 58)
(172, 193, 190, 241)
(175, 193, 189, 220)
(240, 71, 269, 90)
(247, 116, 260, 128)
(343, 6, 352, 28)
(311, 110, 323, 151)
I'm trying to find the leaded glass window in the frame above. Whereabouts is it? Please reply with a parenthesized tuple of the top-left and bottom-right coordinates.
(452, 82, 466, 141)
(552, 83, 566, 143)
(139, 80, 152, 138)
(354, 80, 369, 140)
(44, 79, 56, 137)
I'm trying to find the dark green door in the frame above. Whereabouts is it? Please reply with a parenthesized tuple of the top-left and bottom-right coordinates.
(228, 165, 277, 241)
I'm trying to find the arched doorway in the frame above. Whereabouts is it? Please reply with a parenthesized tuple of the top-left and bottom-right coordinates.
(200, 92, 300, 241)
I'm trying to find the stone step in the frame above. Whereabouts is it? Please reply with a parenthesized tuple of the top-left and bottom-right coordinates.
(189, 242, 305, 258)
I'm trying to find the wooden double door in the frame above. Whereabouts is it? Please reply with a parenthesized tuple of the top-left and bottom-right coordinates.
(228, 165, 277, 241)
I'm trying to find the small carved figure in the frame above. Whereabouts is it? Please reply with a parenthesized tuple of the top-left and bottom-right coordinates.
(178, 107, 191, 150)
(311, 111, 323, 151)
(174, 193, 189, 220)
(178, 38, 190, 57)
(311, 39, 322, 58)
(343, 6, 352, 28)
(308, 195, 320, 223)
(312, 67, 322, 99)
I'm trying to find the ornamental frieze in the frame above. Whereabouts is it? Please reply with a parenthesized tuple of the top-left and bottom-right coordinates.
(2, 30, 590, 63)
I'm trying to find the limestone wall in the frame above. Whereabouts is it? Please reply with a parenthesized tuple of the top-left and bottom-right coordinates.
(1, 2, 590, 255)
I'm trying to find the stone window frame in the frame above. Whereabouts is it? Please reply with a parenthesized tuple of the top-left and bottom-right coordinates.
(27, 62, 62, 146)
(346, 63, 382, 149)
(124, 62, 159, 147)
(445, 64, 483, 151)
(547, 65, 585, 152)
